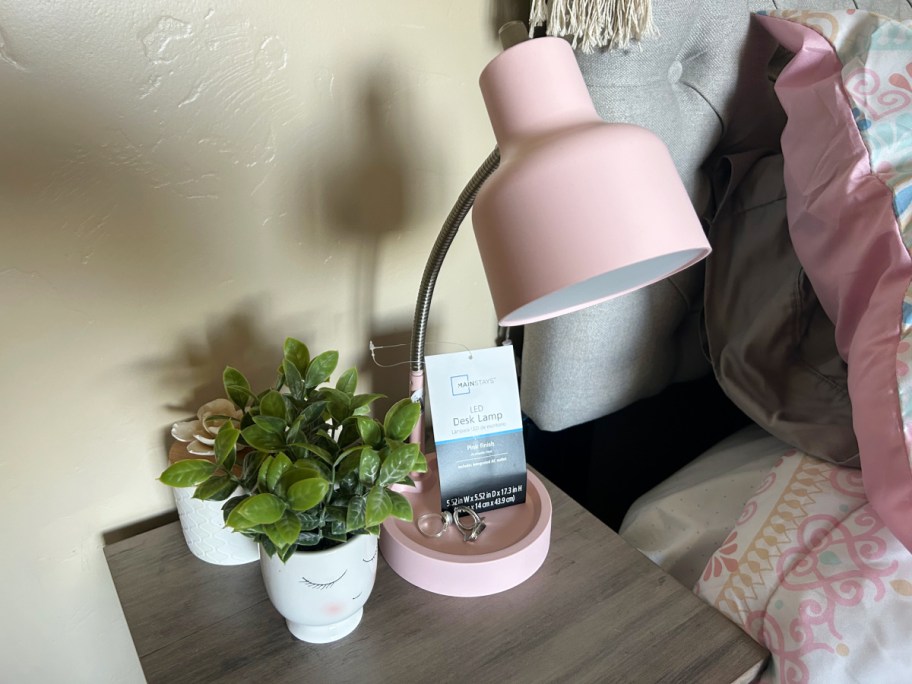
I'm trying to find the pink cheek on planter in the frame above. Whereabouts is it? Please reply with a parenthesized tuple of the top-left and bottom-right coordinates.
(323, 602, 346, 616)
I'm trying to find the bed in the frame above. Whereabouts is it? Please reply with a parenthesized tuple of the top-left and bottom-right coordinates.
(518, 2, 912, 681)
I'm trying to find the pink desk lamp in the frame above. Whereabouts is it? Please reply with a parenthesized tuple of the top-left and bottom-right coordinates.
(379, 24, 710, 597)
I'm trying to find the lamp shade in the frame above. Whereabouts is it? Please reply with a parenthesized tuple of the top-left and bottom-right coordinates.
(473, 38, 710, 326)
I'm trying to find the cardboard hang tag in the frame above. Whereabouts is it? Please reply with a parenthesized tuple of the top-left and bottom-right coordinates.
(424, 346, 527, 513)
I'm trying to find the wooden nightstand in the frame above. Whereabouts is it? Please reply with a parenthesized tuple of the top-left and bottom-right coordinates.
(105, 470, 767, 683)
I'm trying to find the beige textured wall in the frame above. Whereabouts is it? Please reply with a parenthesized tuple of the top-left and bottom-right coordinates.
(0, 2, 503, 680)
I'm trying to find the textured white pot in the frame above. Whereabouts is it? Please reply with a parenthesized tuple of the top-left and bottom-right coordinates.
(260, 534, 379, 643)
(172, 486, 259, 565)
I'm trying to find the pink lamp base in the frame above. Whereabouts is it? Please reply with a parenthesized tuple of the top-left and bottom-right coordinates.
(379, 453, 552, 597)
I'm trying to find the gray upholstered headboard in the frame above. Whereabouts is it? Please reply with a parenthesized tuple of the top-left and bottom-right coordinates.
(520, 0, 912, 432)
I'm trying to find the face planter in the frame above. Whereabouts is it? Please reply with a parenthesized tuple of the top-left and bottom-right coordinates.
(259, 534, 379, 643)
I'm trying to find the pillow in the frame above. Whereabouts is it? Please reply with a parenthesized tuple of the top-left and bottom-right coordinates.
(696, 449, 912, 682)
(755, 10, 912, 551)
(703, 151, 858, 465)
(620, 424, 788, 588)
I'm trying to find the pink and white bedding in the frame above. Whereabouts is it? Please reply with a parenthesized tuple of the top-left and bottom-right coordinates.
(695, 449, 912, 682)
(626, 9, 912, 682)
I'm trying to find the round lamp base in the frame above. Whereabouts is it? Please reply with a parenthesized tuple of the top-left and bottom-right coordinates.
(380, 454, 552, 597)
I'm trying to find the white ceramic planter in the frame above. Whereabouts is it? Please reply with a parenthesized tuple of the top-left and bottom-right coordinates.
(260, 534, 378, 643)
(172, 486, 259, 565)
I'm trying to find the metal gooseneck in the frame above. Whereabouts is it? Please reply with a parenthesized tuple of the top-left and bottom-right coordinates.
(409, 148, 501, 375)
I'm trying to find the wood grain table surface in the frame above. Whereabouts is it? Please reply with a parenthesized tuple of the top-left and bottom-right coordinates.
(105, 471, 767, 683)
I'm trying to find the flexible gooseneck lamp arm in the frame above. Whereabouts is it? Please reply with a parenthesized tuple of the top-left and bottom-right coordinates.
(407, 148, 501, 453)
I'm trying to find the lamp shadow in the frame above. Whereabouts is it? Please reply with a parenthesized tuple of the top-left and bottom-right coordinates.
(301, 64, 437, 409)
(490, 0, 532, 37)
(305, 66, 416, 330)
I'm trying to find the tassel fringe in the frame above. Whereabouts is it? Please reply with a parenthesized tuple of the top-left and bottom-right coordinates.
(529, 0, 657, 52)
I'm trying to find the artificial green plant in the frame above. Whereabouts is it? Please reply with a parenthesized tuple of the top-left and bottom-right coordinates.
(160, 337, 426, 561)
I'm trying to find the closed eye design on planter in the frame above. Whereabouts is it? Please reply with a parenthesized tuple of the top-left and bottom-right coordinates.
(363, 548, 378, 563)
(299, 570, 347, 589)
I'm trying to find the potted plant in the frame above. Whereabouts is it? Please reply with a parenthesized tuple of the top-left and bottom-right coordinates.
(160, 337, 427, 642)
(166, 397, 260, 566)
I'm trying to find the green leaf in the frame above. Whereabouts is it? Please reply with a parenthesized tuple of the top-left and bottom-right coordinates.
(285, 415, 304, 446)
(261, 536, 277, 558)
(336, 367, 358, 396)
(355, 416, 382, 447)
(323, 504, 347, 524)
(383, 398, 421, 442)
(300, 400, 328, 426)
(287, 441, 333, 464)
(359, 448, 381, 485)
(289, 459, 325, 478)
(305, 350, 339, 389)
(287, 477, 330, 511)
(278, 460, 325, 495)
(336, 421, 361, 450)
(192, 475, 237, 501)
(364, 486, 392, 527)
(335, 444, 368, 466)
(257, 454, 274, 491)
(411, 449, 428, 474)
(242, 424, 285, 452)
(241, 451, 267, 491)
(336, 450, 361, 479)
(283, 337, 310, 375)
(337, 470, 361, 496)
(387, 489, 413, 522)
(320, 387, 351, 424)
(221, 495, 246, 523)
(377, 442, 418, 487)
(283, 359, 305, 400)
(346, 496, 366, 532)
(263, 511, 302, 549)
(351, 393, 385, 411)
(296, 530, 322, 548)
(226, 493, 286, 528)
(212, 423, 240, 470)
(278, 542, 298, 562)
(223, 366, 253, 409)
(259, 390, 287, 421)
(296, 509, 322, 531)
(324, 521, 347, 543)
(266, 452, 292, 491)
(252, 415, 286, 436)
(302, 457, 332, 481)
(160, 460, 217, 487)
(273, 365, 285, 391)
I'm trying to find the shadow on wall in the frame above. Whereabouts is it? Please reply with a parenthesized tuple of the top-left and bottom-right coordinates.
(320, 71, 410, 325)
(490, 0, 532, 37)
(141, 299, 312, 416)
(301, 64, 427, 409)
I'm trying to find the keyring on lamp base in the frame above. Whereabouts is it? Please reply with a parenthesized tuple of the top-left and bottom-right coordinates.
(452, 505, 487, 542)
(417, 510, 453, 538)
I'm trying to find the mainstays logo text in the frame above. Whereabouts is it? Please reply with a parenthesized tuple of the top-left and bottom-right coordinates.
(450, 374, 496, 396)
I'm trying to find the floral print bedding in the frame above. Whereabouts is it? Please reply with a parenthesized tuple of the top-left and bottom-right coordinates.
(695, 449, 912, 682)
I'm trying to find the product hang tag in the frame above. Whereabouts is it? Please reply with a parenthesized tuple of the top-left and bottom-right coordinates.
(424, 346, 526, 514)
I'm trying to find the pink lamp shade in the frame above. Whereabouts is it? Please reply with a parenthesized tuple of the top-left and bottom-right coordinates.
(473, 37, 710, 327)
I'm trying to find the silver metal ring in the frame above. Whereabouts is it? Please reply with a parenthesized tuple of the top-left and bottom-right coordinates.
(452, 506, 481, 532)
(417, 511, 452, 538)
(463, 517, 487, 542)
